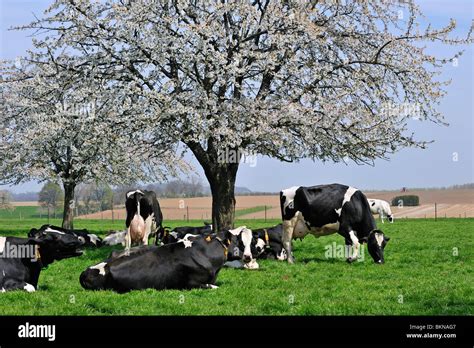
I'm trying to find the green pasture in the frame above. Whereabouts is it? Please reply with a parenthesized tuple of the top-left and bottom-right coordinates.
(0, 216, 472, 315)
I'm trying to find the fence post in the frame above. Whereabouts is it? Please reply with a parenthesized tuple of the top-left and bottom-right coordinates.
(264, 205, 267, 222)
(434, 203, 437, 221)
(187, 206, 189, 222)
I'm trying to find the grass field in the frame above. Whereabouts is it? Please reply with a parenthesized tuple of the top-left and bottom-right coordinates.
(0, 206, 63, 220)
(0, 217, 472, 315)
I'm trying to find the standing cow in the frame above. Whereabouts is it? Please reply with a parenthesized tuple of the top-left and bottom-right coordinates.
(280, 184, 390, 264)
(125, 190, 164, 251)
(367, 199, 394, 223)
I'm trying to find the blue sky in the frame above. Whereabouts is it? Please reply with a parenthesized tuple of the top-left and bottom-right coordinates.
(1, 0, 472, 193)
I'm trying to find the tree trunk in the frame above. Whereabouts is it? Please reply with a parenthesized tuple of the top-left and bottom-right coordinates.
(186, 141, 239, 231)
(62, 182, 76, 229)
(208, 164, 239, 231)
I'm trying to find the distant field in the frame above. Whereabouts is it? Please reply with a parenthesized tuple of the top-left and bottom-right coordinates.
(0, 205, 62, 220)
(76, 188, 474, 220)
(0, 218, 472, 315)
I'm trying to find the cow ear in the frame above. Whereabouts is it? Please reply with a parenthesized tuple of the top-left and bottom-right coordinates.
(384, 236, 390, 242)
(229, 226, 246, 236)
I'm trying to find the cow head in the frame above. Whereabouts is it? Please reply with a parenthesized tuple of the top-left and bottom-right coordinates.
(388, 215, 394, 223)
(254, 238, 266, 256)
(367, 230, 390, 264)
(28, 230, 84, 265)
(227, 226, 259, 269)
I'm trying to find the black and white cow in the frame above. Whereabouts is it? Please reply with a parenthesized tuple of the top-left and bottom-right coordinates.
(28, 225, 102, 247)
(0, 231, 84, 292)
(280, 184, 390, 264)
(79, 229, 235, 293)
(159, 225, 260, 269)
(368, 199, 394, 223)
(226, 226, 260, 269)
(125, 190, 164, 250)
(161, 223, 212, 245)
(251, 224, 287, 260)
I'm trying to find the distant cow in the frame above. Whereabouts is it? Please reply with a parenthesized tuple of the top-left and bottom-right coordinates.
(80, 228, 242, 292)
(280, 184, 390, 264)
(367, 199, 394, 223)
(125, 190, 164, 251)
(29, 225, 102, 247)
(0, 231, 84, 292)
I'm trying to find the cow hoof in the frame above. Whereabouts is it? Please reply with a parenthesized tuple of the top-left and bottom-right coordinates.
(346, 258, 356, 264)
(288, 258, 295, 264)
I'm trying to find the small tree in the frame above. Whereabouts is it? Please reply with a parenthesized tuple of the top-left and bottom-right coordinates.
(38, 182, 63, 219)
(0, 53, 187, 229)
(91, 183, 113, 211)
(0, 190, 14, 212)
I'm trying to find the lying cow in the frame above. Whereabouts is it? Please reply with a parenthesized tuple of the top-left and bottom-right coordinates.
(367, 199, 394, 223)
(251, 224, 287, 260)
(29, 224, 102, 247)
(280, 184, 390, 264)
(161, 223, 212, 244)
(160, 225, 260, 270)
(172, 222, 212, 235)
(0, 231, 84, 292)
(125, 190, 164, 251)
(80, 228, 244, 292)
(103, 230, 127, 246)
(226, 226, 260, 269)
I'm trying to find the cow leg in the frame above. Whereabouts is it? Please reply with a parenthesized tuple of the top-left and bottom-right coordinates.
(347, 231, 360, 262)
(340, 225, 359, 263)
(379, 208, 385, 224)
(282, 220, 295, 264)
(142, 230, 149, 246)
(2, 279, 36, 292)
(143, 216, 154, 246)
(125, 227, 131, 254)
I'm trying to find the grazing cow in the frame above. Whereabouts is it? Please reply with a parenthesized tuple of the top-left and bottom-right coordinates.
(251, 224, 287, 260)
(367, 199, 394, 223)
(28, 225, 102, 247)
(0, 232, 84, 292)
(280, 184, 390, 264)
(80, 228, 243, 293)
(125, 190, 164, 251)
